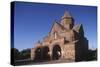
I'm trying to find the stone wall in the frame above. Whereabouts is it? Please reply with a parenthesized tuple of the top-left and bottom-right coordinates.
(30, 11, 88, 62)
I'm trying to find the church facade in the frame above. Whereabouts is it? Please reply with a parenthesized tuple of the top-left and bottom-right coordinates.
(31, 11, 88, 62)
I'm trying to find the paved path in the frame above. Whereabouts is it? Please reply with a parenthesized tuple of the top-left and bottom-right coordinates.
(15, 59, 74, 66)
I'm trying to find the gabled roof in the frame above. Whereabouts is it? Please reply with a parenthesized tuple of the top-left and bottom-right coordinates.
(73, 24, 84, 33)
(49, 22, 65, 34)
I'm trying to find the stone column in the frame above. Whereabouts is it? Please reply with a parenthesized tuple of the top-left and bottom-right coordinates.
(48, 46, 52, 60)
(31, 48, 35, 60)
(60, 48, 64, 60)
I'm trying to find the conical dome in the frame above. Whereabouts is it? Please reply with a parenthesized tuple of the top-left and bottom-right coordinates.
(60, 11, 74, 30)
(61, 11, 72, 19)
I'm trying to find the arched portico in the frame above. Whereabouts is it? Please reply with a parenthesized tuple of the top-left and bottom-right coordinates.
(34, 47, 42, 61)
(42, 46, 50, 60)
(52, 44, 61, 60)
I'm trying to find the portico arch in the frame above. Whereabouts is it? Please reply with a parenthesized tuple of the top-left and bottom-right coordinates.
(42, 46, 50, 60)
(52, 44, 61, 60)
(34, 47, 42, 61)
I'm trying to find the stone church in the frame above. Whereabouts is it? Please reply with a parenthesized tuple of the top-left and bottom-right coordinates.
(31, 11, 88, 62)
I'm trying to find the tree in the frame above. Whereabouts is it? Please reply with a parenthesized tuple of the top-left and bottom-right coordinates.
(20, 48, 31, 59)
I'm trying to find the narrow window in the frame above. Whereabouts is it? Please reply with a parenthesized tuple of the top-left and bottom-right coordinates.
(54, 32, 57, 39)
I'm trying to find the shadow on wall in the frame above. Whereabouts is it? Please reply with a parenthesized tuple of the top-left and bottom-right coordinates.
(74, 30, 97, 62)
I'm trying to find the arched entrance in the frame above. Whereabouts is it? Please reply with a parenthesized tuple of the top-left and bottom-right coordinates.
(42, 46, 50, 60)
(52, 45, 61, 60)
(34, 47, 42, 61)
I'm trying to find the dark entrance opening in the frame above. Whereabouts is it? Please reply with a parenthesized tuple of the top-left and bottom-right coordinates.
(52, 45, 61, 60)
(42, 46, 50, 61)
(34, 47, 42, 61)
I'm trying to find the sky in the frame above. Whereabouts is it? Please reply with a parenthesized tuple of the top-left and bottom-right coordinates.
(13, 1, 97, 51)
